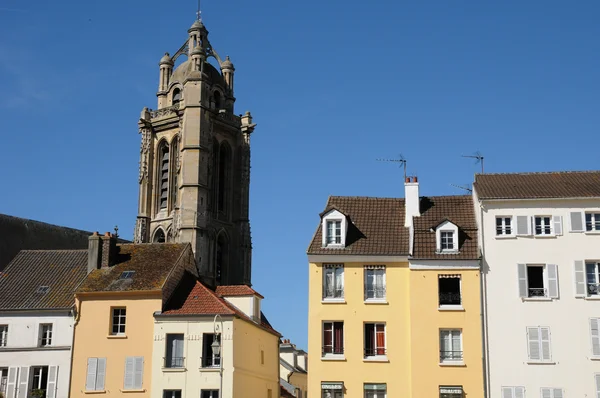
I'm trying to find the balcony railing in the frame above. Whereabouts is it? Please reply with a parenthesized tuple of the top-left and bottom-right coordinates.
(164, 357, 185, 368)
(528, 288, 547, 298)
(322, 347, 344, 356)
(322, 287, 344, 299)
(439, 292, 461, 306)
(588, 283, 600, 296)
(440, 350, 463, 362)
(200, 356, 221, 368)
(364, 348, 387, 358)
(364, 286, 386, 300)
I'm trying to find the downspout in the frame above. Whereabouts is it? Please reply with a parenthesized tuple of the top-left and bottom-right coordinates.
(478, 202, 490, 398)
(67, 301, 81, 398)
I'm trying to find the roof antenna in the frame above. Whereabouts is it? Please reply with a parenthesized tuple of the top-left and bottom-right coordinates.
(113, 225, 119, 239)
(450, 183, 473, 193)
(377, 154, 407, 180)
(461, 151, 484, 174)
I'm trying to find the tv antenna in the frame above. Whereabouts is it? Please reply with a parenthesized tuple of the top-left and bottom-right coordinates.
(462, 151, 484, 174)
(450, 183, 473, 193)
(377, 154, 407, 180)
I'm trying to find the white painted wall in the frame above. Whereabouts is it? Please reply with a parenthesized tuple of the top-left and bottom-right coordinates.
(477, 198, 600, 398)
(0, 311, 74, 398)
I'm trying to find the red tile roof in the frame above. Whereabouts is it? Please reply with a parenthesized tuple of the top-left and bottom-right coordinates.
(216, 285, 264, 298)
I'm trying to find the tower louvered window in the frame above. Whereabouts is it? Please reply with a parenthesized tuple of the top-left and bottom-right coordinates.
(159, 144, 170, 210)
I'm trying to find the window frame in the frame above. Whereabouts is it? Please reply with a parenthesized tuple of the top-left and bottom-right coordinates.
(586, 212, 600, 232)
(534, 216, 552, 236)
(440, 231, 455, 251)
(326, 220, 342, 246)
(526, 264, 548, 298)
(364, 383, 386, 398)
(439, 386, 464, 398)
(364, 266, 386, 302)
(85, 357, 106, 392)
(322, 321, 344, 358)
(439, 329, 463, 363)
(540, 388, 563, 398)
(200, 390, 219, 398)
(38, 324, 53, 347)
(495, 216, 513, 236)
(526, 326, 552, 362)
(322, 264, 344, 301)
(163, 390, 182, 398)
(0, 325, 7, 347)
(110, 307, 127, 336)
(321, 382, 344, 398)
(165, 334, 185, 368)
(364, 323, 386, 359)
(438, 275, 462, 308)
(321, 210, 347, 248)
(586, 262, 600, 296)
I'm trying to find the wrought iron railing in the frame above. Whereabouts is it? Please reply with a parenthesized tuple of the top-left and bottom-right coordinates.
(322, 347, 344, 356)
(440, 350, 463, 361)
(200, 356, 221, 368)
(364, 286, 386, 300)
(439, 292, 461, 306)
(528, 288, 547, 297)
(322, 286, 344, 299)
(164, 357, 185, 368)
(588, 283, 600, 296)
(364, 348, 387, 357)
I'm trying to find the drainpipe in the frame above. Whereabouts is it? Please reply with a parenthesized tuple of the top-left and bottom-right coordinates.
(478, 201, 490, 398)
(67, 304, 80, 398)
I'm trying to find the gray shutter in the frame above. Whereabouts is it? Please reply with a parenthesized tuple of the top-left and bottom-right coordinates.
(595, 373, 600, 398)
(527, 327, 541, 360)
(591, 319, 600, 356)
(133, 357, 144, 390)
(570, 212, 584, 232)
(541, 327, 551, 361)
(17, 367, 29, 398)
(517, 216, 530, 236)
(6, 367, 18, 398)
(96, 358, 106, 391)
(547, 264, 559, 298)
(518, 264, 528, 298)
(46, 366, 58, 398)
(85, 358, 97, 391)
(501, 387, 513, 398)
(553, 389, 563, 398)
(541, 388, 552, 398)
(575, 260, 587, 297)
(515, 387, 525, 398)
(124, 357, 135, 390)
(553, 216, 563, 235)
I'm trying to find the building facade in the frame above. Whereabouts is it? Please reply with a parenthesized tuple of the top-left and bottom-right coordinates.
(474, 171, 600, 398)
(280, 339, 308, 398)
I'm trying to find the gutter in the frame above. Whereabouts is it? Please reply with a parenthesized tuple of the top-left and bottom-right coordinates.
(478, 200, 490, 398)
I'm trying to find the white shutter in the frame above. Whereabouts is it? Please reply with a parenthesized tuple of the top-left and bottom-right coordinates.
(540, 327, 551, 361)
(95, 358, 106, 391)
(517, 216, 531, 236)
(553, 216, 563, 235)
(527, 327, 541, 360)
(591, 319, 600, 356)
(518, 264, 528, 298)
(541, 388, 552, 398)
(17, 367, 29, 398)
(85, 358, 97, 391)
(133, 357, 144, 390)
(553, 389, 563, 398)
(595, 373, 600, 398)
(515, 387, 525, 398)
(547, 264, 559, 298)
(574, 260, 587, 297)
(124, 357, 135, 390)
(6, 367, 18, 398)
(46, 366, 58, 398)
(501, 387, 513, 398)
(570, 211, 584, 232)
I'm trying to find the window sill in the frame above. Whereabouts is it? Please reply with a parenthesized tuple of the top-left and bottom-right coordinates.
(321, 299, 346, 304)
(533, 235, 556, 239)
(322, 244, 345, 249)
(495, 235, 517, 239)
(584, 231, 600, 235)
(364, 299, 388, 305)
(526, 361, 556, 365)
(436, 250, 460, 255)
(522, 297, 553, 302)
(162, 367, 186, 372)
(107, 335, 128, 339)
(439, 362, 466, 367)
(363, 356, 389, 363)
(438, 306, 464, 311)
(199, 367, 221, 372)
(84, 391, 106, 394)
(590, 356, 600, 361)
(584, 296, 600, 300)
(121, 389, 146, 393)
(321, 356, 346, 361)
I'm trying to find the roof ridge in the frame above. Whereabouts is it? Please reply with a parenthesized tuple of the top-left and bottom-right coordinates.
(329, 195, 405, 201)
(421, 194, 471, 199)
(476, 170, 600, 177)
(18, 249, 88, 253)
(0, 214, 92, 234)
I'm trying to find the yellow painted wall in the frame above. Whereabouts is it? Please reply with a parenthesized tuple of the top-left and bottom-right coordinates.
(289, 372, 307, 397)
(70, 293, 162, 398)
(232, 318, 280, 397)
(307, 262, 412, 397)
(409, 269, 484, 397)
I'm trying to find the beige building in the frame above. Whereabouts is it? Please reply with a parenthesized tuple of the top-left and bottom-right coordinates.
(279, 339, 308, 398)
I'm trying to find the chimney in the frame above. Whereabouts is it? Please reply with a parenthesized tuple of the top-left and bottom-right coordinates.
(100, 232, 117, 268)
(404, 176, 420, 227)
(87, 232, 101, 274)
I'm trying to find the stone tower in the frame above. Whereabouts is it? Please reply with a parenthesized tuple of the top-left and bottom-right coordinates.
(134, 18, 256, 287)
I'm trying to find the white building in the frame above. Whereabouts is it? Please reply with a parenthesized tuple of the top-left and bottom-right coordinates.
(0, 249, 88, 398)
(474, 171, 600, 398)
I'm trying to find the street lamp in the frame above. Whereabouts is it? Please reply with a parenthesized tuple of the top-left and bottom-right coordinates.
(212, 314, 223, 398)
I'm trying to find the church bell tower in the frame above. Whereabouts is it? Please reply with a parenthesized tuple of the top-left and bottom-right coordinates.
(134, 17, 256, 287)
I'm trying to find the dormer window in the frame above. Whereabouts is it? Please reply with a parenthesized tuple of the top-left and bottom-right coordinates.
(441, 231, 454, 251)
(326, 220, 342, 245)
(321, 209, 347, 248)
(436, 220, 459, 254)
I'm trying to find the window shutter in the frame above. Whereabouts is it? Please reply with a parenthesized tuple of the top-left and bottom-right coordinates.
(96, 358, 106, 391)
(46, 366, 58, 398)
(570, 212, 584, 232)
(595, 373, 600, 398)
(501, 387, 513, 398)
(574, 260, 587, 297)
(541, 388, 552, 398)
(517, 216, 530, 236)
(547, 264, 559, 298)
(133, 357, 144, 389)
(124, 357, 135, 390)
(540, 327, 551, 361)
(527, 327, 541, 360)
(591, 319, 600, 356)
(6, 367, 18, 398)
(553, 389, 563, 398)
(17, 367, 29, 398)
(518, 264, 528, 298)
(85, 358, 98, 391)
(553, 216, 563, 236)
(515, 387, 525, 398)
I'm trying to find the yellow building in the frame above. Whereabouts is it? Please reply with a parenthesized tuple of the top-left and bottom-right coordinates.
(70, 233, 197, 398)
(307, 178, 484, 398)
(280, 339, 308, 398)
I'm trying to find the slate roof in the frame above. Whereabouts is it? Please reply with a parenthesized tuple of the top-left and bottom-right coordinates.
(216, 285, 264, 298)
(280, 357, 307, 374)
(474, 171, 600, 199)
(280, 378, 297, 397)
(307, 196, 409, 256)
(77, 243, 189, 293)
(0, 250, 88, 310)
(412, 195, 479, 260)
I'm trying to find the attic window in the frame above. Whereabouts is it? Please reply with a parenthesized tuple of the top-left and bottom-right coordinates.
(119, 271, 135, 280)
(36, 286, 50, 294)
(321, 209, 347, 248)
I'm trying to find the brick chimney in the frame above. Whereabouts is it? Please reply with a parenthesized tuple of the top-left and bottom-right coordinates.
(404, 176, 420, 227)
(87, 232, 117, 273)
(100, 232, 117, 268)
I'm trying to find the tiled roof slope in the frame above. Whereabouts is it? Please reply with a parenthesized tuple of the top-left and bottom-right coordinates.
(412, 196, 479, 260)
(0, 250, 88, 310)
(474, 171, 600, 199)
(77, 243, 191, 293)
(215, 285, 264, 298)
(307, 196, 409, 255)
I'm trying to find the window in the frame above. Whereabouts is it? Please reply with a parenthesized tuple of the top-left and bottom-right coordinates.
(323, 265, 344, 300)
(123, 357, 144, 390)
(158, 142, 170, 210)
(201, 333, 221, 368)
(172, 88, 181, 105)
(165, 334, 184, 368)
(119, 271, 135, 279)
(595, 374, 600, 398)
(111, 308, 126, 335)
(517, 264, 559, 299)
(440, 231, 454, 250)
(0, 325, 7, 347)
(201, 391, 219, 398)
(36, 286, 50, 294)
(0, 368, 7, 396)
(217, 142, 231, 215)
(326, 220, 342, 245)
(85, 358, 107, 391)
(163, 390, 181, 398)
(364, 266, 386, 300)
(364, 383, 386, 398)
(496, 217, 512, 235)
(267, 390, 272, 398)
(439, 330, 462, 363)
(322, 322, 344, 356)
(364, 323, 386, 358)
(527, 326, 552, 362)
(439, 386, 463, 398)
(500, 387, 525, 398)
(438, 275, 461, 307)
(586, 262, 600, 296)
(527, 265, 546, 297)
(586, 213, 600, 231)
(591, 318, 600, 357)
(535, 216, 552, 235)
(261, 350, 265, 365)
(30, 366, 49, 396)
(540, 388, 563, 398)
(39, 324, 52, 347)
(321, 383, 343, 398)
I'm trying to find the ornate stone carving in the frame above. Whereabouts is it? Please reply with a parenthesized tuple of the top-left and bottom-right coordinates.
(138, 128, 151, 183)
(149, 103, 180, 119)
(175, 134, 182, 172)
(134, 218, 147, 244)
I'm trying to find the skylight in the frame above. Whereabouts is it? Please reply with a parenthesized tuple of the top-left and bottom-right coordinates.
(119, 271, 135, 280)
(36, 286, 50, 294)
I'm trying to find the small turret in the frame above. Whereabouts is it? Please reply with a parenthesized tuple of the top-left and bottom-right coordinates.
(221, 56, 235, 93)
(158, 53, 174, 108)
(188, 19, 208, 57)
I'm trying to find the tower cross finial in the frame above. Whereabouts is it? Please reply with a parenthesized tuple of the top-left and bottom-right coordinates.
(196, 0, 202, 20)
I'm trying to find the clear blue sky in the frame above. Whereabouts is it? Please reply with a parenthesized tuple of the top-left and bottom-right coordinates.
(1, 0, 599, 350)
